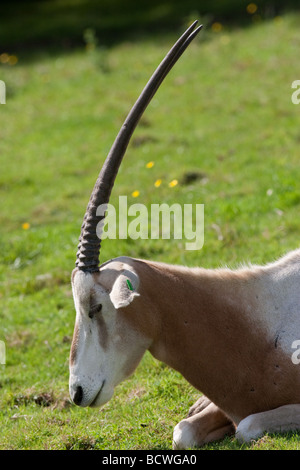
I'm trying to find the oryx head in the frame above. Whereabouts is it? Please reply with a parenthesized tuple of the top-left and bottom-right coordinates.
(69, 21, 202, 407)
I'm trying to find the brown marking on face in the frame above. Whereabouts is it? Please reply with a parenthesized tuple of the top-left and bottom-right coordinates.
(96, 314, 109, 349)
(70, 322, 79, 366)
(89, 287, 109, 350)
(71, 268, 79, 284)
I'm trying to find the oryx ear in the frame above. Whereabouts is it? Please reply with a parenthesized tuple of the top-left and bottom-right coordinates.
(109, 270, 140, 309)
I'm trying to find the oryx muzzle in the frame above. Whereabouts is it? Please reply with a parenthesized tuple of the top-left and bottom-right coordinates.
(75, 21, 202, 272)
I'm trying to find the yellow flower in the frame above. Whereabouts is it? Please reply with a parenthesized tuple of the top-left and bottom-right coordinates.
(154, 179, 162, 188)
(131, 190, 140, 198)
(169, 179, 178, 188)
(22, 222, 30, 230)
(211, 22, 223, 33)
(146, 161, 154, 169)
(0, 53, 9, 64)
(8, 55, 18, 66)
(0, 53, 18, 65)
(246, 3, 258, 14)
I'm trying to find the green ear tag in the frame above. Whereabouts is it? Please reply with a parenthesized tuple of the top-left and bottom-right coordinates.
(126, 279, 134, 291)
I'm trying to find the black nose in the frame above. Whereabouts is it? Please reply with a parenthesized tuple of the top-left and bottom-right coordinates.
(73, 385, 83, 406)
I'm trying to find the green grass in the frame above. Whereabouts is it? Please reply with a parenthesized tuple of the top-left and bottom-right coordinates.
(1, 13, 300, 450)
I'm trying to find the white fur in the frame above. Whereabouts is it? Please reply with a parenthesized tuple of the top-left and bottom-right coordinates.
(236, 404, 300, 443)
(173, 420, 196, 450)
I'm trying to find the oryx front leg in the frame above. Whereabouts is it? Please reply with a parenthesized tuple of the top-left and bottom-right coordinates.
(236, 404, 300, 443)
(173, 398, 235, 449)
(187, 394, 212, 417)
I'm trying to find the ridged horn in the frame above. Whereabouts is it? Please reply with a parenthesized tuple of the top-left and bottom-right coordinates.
(76, 20, 202, 272)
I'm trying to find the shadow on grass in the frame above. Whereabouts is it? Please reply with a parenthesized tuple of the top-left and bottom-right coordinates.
(1, 0, 300, 60)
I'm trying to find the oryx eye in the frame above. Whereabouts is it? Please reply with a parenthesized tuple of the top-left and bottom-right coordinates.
(88, 304, 102, 319)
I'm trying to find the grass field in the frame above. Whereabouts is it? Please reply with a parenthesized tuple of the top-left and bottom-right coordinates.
(1, 11, 300, 450)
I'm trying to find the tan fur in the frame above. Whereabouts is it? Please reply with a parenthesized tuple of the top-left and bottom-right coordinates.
(111, 257, 300, 424)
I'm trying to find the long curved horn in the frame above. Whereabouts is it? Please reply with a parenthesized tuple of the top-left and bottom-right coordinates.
(76, 21, 202, 272)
